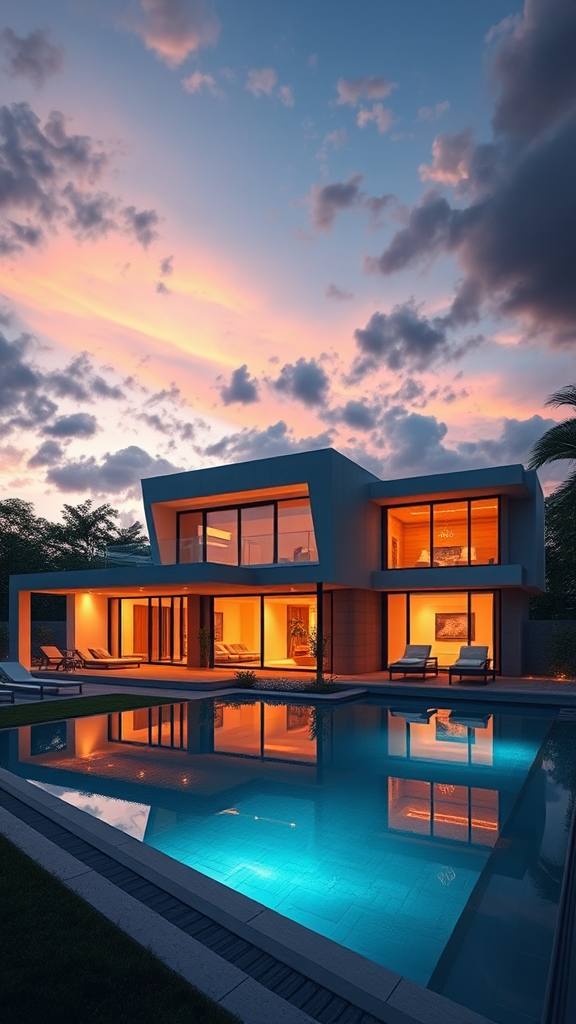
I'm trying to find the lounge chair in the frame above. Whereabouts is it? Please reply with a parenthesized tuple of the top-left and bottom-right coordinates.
(214, 642, 238, 663)
(76, 648, 143, 670)
(0, 679, 15, 703)
(448, 646, 495, 686)
(388, 645, 438, 680)
(224, 643, 259, 662)
(0, 662, 82, 699)
(390, 708, 437, 723)
(39, 645, 65, 670)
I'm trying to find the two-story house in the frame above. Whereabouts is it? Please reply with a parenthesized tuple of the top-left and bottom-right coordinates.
(9, 448, 544, 676)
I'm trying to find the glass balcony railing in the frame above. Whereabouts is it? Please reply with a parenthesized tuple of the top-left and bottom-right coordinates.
(160, 529, 318, 566)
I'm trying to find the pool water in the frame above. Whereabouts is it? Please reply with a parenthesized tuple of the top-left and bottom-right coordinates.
(2, 696, 573, 1024)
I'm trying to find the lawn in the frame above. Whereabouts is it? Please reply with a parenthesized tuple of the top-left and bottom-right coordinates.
(0, 692, 180, 730)
(0, 834, 241, 1024)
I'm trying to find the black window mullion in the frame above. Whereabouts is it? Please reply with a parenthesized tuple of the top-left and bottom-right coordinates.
(176, 512, 181, 564)
(467, 590, 472, 646)
(260, 596, 264, 668)
(273, 502, 278, 563)
(467, 500, 472, 565)
(147, 598, 152, 663)
(406, 592, 410, 644)
(382, 508, 387, 569)
(202, 510, 207, 562)
(429, 503, 433, 568)
(170, 597, 174, 662)
(237, 508, 241, 565)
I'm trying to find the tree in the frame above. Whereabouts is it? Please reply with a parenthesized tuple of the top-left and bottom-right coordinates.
(0, 498, 149, 619)
(528, 385, 576, 505)
(528, 387, 576, 619)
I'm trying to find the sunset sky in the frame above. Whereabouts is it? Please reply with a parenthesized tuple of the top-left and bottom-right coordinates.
(1, 0, 574, 524)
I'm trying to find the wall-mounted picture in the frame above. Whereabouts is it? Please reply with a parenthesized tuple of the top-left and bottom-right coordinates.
(214, 612, 224, 642)
(286, 706, 311, 731)
(435, 612, 475, 641)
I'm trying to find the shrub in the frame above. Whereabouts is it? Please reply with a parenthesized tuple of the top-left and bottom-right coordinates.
(198, 626, 211, 668)
(0, 625, 8, 661)
(549, 623, 576, 679)
(234, 670, 257, 687)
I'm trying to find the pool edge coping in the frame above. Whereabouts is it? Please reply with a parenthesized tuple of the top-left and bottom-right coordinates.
(0, 765, 496, 1024)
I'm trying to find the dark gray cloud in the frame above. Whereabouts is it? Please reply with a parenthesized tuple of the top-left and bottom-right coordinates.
(1, 27, 64, 87)
(42, 412, 98, 438)
(27, 439, 63, 468)
(490, 0, 576, 140)
(307, 174, 394, 232)
(367, 406, 559, 478)
(348, 301, 450, 381)
(272, 357, 329, 407)
(0, 102, 159, 256)
(46, 445, 182, 496)
(308, 174, 363, 231)
(159, 254, 173, 275)
(220, 364, 260, 405)
(326, 283, 354, 301)
(122, 205, 159, 248)
(126, 0, 220, 68)
(368, 0, 576, 346)
(326, 399, 379, 432)
(204, 420, 334, 462)
(156, 281, 170, 294)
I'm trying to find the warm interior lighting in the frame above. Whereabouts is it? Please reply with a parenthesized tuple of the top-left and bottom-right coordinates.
(405, 808, 497, 830)
(410, 505, 496, 515)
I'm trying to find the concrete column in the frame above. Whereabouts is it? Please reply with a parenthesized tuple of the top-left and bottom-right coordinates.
(9, 589, 31, 668)
(316, 581, 324, 683)
(66, 593, 76, 650)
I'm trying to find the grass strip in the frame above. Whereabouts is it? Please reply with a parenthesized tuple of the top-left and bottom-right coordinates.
(0, 693, 181, 730)
(0, 833, 241, 1024)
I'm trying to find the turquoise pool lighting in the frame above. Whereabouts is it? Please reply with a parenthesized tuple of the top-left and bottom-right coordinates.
(2, 696, 572, 1024)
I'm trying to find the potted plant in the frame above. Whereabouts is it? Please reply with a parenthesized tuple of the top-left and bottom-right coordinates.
(198, 626, 211, 668)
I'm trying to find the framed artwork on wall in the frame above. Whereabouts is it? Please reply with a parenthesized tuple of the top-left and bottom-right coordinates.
(435, 612, 475, 642)
(214, 612, 224, 641)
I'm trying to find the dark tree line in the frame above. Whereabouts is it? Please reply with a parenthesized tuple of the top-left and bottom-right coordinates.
(0, 499, 149, 620)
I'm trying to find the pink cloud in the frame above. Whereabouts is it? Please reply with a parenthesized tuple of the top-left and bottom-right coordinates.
(128, 0, 220, 68)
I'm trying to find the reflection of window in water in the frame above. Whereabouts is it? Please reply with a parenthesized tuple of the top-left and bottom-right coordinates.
(388, 709, 493, 766)
(213, 702, 316, 763)
(388, 777, 498, 846)
(108, 704, 187, 749)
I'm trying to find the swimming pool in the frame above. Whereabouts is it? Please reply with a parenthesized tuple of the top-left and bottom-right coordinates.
(2, 696, 573, 1024)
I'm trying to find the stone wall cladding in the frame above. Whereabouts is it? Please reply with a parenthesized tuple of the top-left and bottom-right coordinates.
(523, 619, 576, 677)
(331, 589, 382, 675)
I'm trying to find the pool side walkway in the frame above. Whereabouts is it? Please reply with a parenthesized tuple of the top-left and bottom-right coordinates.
(24, 662, 576, 707)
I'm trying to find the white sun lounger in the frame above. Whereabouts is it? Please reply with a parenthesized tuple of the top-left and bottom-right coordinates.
(0, 662, 83, 700)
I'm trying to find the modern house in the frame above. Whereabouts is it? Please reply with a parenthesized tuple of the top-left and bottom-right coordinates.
(9, 448, 544, 676)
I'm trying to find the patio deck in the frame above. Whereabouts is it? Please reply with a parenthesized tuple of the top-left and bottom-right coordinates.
(28, 662, 576, 705)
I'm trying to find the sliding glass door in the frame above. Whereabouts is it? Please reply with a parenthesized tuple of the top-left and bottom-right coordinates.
(114, 596, 188, 664)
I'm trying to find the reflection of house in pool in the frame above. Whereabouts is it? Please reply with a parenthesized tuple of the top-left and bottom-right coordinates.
(0, 700, 547, 873)
(9, 449, 544, 677)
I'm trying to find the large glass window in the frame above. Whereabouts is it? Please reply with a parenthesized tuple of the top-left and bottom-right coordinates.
(433, 501, 467, 566)
(263, 594, 318, 669)
(387, 590, 498, 673)
(213, 596, 261, 666)
(386, 498, 499, 568)
(177, 497, 317, 566)
(277, 499, 317, 563)
(206, 509, 238, 565)
(241, 504, 274, 565)
(179, 511, 203, 563)
(117, 596, 187, 664)
(470, 499, 499, 564)
(387, 505, 430, 568)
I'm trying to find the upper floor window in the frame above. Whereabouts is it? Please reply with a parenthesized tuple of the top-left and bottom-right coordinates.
(385, 498, 499, 569)
(178, 498, 317, 566)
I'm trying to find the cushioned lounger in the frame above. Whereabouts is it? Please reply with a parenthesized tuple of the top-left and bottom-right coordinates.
(0, 662, 82, 699)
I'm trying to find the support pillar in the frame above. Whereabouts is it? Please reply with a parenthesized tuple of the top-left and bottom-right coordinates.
(9, 589, 31, 668)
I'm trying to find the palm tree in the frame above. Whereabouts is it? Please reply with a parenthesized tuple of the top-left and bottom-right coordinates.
(528, 385, 576, 503)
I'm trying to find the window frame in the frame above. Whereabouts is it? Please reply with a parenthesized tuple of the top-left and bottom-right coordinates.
(176, 497, 317, 567)
(382, 496, 500, 570)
